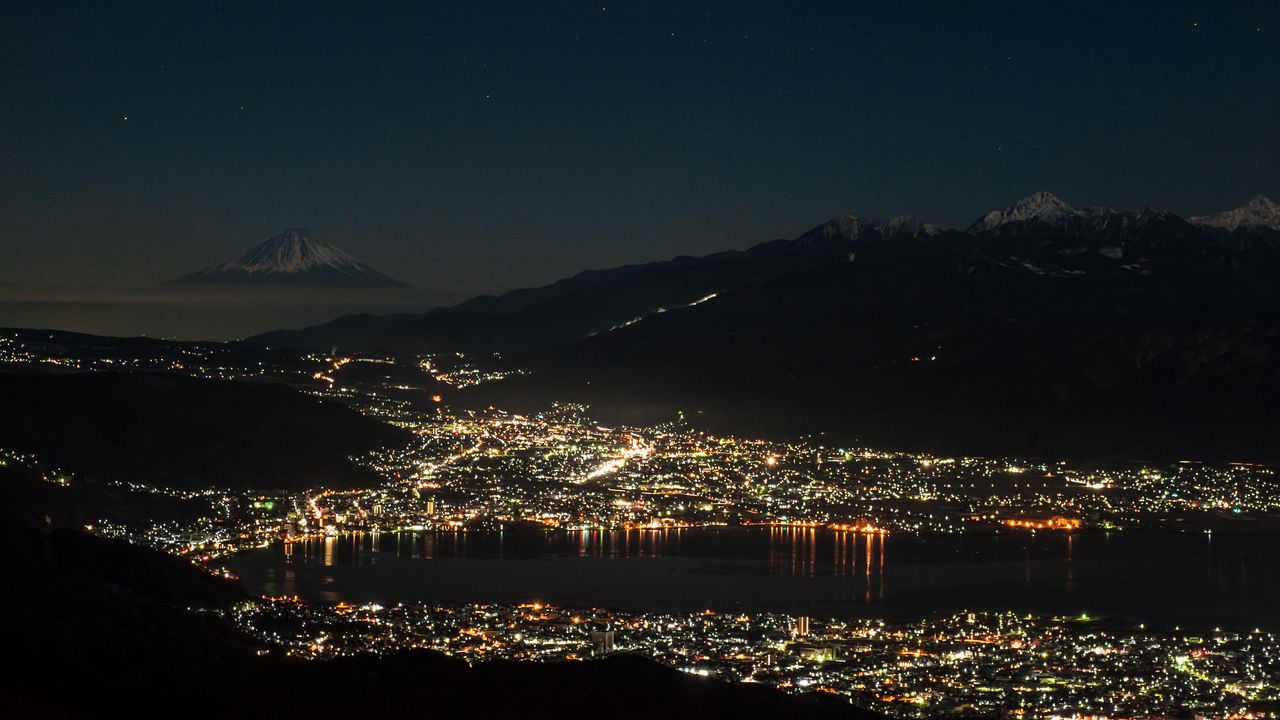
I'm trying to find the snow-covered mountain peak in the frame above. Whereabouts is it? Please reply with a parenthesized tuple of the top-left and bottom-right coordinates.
(1191, 195, 1280, 233)
(1249, 194, 1279, 211)
(175, 230, 404, 287)
(218, 229, 361, 274)
(1014, 191, 1074, 214)
(968, 192, 1105, 233)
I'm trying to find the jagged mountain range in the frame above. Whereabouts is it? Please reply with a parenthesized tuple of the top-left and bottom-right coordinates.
(1190, 195, 1280, 250)
(175, 229, 404, 287)
(1191, 194, 1280, 232)
(247, 192, 1280, 463)
(247, 214, 941, 352)
(249, 193, 1280, 355)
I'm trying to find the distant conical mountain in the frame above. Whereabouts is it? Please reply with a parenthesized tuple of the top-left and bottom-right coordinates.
(175, 229, 405, 287)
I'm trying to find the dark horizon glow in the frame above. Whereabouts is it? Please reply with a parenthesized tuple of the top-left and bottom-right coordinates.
(2, 0, 1278, 293)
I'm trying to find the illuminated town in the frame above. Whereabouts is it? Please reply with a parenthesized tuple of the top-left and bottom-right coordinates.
(6, 333, 1280, 559)
(230, 600, 1280, 719)
(5, 332, 1280, 718)
(11, 3, 1280, 716)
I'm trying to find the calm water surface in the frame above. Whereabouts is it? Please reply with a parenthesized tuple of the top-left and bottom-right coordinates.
(225, 528, 1280, 630)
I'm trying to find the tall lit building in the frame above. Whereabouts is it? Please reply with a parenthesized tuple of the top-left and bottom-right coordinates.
(591, 630, 616, 656)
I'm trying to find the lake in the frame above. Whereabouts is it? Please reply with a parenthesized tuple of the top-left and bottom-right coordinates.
(225, 527, 1280, 630)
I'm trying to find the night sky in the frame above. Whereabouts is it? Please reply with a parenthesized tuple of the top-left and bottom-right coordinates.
(2, 0, 1278, 292)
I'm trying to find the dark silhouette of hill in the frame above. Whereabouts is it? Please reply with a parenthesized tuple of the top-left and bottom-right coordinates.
(246, 216, 935, 353)
(0, 459, 211, 530)
(0, 372, 408, 491)
(456, 207, 1280, 464)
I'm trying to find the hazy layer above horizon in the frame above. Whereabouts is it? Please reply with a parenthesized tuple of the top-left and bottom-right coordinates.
(0, 284, 461, 342)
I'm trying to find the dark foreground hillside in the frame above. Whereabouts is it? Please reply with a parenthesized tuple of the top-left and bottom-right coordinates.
(0, 371, 408, 491)
(0, 469, 874, 720)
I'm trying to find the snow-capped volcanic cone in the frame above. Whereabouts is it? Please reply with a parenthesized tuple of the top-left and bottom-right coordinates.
(175, 229, 405, 287)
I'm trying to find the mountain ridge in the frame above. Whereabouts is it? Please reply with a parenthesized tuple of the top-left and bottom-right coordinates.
(1191, 195, 1280, 233)
(246, 192, 1274, 355)
(249, 190, 1280, 464)
(455, 215, 1280, 463)
(968, 191, 1108, 233)
(245, 213, 954, 352)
